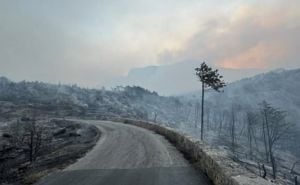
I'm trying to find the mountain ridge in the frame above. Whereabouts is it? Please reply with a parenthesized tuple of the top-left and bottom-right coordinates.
(107, 60, 266, 95)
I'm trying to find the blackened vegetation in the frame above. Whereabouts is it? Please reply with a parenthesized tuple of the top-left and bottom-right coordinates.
(195, 99, 294, 182)
(0, 77, 184, 123)
(188, 69, 300, 184)
(0, 69, 300, 184)
(0, 119, 100, 184)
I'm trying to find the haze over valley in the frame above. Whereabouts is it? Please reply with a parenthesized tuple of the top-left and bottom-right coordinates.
(1, 0, 300, 185)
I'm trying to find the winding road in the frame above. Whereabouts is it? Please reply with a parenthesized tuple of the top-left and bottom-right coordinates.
(36, 120, 212, 185)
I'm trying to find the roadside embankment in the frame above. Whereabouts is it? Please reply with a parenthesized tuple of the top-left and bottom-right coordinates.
(115, 118, 273, 185)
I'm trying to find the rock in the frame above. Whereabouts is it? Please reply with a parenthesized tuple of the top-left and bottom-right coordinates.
(53, 128, 66, 137)
(68, 132, 81, 137)
(2, 133, 12, 138)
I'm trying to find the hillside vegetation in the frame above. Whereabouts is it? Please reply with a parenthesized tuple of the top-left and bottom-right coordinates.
(0, 77, 188, 124)
(181, 69, 300, 184)
(1, 68, 300, 184)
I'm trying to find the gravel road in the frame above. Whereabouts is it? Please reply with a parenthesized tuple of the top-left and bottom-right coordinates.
(35, 120, 212, 185)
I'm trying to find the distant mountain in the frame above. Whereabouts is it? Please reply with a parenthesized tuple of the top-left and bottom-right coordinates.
(107, 60, 265, 95)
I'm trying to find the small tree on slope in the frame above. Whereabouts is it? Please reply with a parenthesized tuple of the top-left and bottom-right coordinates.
(195, 62, 226, 140)
(259, 101, 291, 179)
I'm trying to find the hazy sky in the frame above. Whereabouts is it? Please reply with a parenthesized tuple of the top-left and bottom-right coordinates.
(0, 0, 299, 87)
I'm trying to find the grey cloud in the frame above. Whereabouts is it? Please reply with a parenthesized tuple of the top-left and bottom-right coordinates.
(160, 1, 300, 69)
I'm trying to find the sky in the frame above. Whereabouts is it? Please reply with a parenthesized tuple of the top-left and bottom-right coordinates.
(0, 0, 299, 87)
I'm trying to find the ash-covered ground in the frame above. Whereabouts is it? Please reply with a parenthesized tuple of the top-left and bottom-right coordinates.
(0, 119, 100, 185)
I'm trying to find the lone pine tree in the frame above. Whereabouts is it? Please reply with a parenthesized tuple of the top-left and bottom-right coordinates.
(195, 62, 226, 140)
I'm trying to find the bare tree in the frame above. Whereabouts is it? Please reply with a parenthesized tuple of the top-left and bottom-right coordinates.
(246, 111, 258, 160)
(262, 164, 267, 179)
(195, 62, 226, 140)
(261, 110, 270, 163)
(230, 105, 237, 154)
(24, 119, 42, 162)
(259, 101, 292, 179)
(153, 111, 158, 123)
(7, 120, 25, 148)
(291, 160, 300, 174)
(8, 117, 51, 162)
(194, 101, 200, 129)
(218, 111, 225, 136)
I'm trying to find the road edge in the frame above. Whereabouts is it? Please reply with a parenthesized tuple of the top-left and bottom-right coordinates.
(111, 118, 273, 185)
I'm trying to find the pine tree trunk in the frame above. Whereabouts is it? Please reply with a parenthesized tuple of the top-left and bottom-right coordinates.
(231, 108, 236, 154)
(29, 131, 34, 162)
(201, 82, 204, 140)
(265, 111, 276, 179)
(262, 119, 269, 162)
(248, 128, 253, 159)
(218, 116, 223, 136)
(195, 103, 199, 129)
(270, 153, 276, 179)
(262, 164, 267, 178)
